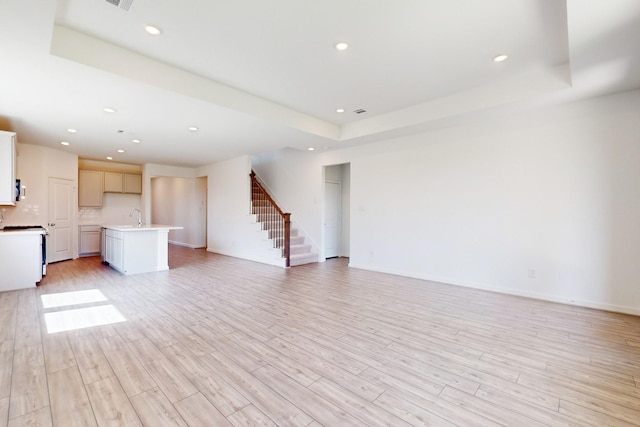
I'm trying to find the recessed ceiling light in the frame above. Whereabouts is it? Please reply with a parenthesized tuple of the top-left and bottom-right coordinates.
(144, 25, 162, 35)
(335, 42, 349, 51)
(336, 108, 345, 113)
(493, 54, 509, 62)
(132, 139, 141, 143)
(67, 128, 77, 133)
(117, 149, 125, 153)
(188, 126, 199, 132)
(103, 107, 117, 113)
(60, 141, 70, 146)
(106, 156, 113, 160)
(307, 147, 315, 151)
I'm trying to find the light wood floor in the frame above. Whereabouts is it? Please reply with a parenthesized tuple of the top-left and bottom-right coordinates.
(2, 246, 640, 426)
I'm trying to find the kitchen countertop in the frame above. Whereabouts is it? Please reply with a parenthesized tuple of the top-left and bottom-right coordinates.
(102, 224, 183, 232)
(0, 229, 46, 236)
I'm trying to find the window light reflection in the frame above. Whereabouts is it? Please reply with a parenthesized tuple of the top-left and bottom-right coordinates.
(44, 305, 126, 334)
(41, 289, 108, 309)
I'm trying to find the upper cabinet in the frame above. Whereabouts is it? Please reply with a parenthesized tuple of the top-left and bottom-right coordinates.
(79, 168, 142, 206)
(79, 170, 104, 207)
(123, 173, 142, 194)
(0, 131, 17, 206)
(104, 172, 142, 194)
(104, 172, 123, 193)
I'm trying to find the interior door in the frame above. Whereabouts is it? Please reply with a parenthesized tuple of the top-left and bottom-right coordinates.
(324, 181, 341, 259)
(48, 177, 74, 263)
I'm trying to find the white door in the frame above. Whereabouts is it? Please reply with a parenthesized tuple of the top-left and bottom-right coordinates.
(324, 181, 341, 259)
(48, 177, 74, 263)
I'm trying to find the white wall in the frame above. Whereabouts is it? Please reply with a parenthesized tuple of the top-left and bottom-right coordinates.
(252, 149, 323, 253)
(144, 163, 205, 247)
(202, 155, 250, 254)
(151, 176, 206, 248)
(6, 143, 77, 226)
(200, 155, 278, 262)
(252, 89, 640, 315)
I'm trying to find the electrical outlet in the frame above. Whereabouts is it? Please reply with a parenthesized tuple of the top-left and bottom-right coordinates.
(528, 268, 536, 279)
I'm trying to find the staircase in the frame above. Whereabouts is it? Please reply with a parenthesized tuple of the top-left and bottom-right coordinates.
(250, 172, 317, 267)
(286, 227, 318, 267)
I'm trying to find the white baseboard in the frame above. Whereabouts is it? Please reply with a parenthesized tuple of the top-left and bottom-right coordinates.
(348, 262, 640, 317)
(168, 240, 204, 249)
(206, 247, 286, 268)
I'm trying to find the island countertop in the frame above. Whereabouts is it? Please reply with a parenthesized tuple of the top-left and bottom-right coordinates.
(101, 224, 183, 232)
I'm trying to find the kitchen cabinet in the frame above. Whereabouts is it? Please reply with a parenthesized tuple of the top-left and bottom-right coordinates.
(0, 130, 17, 206)
(124, 173, 142, 194)
(104, 229, 124, 272)
(0, 230, 43, 291)
(103, 172, 142, 194)
(78, 170, 103, 207)
(79, 225, 101, 256)
(104, 172, 123, 192)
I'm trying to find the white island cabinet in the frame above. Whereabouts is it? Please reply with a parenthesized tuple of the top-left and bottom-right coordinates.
(102, 225, 183, 275)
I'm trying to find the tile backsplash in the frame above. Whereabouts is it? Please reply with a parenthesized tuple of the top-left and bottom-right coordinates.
(78, 193, 141, 225)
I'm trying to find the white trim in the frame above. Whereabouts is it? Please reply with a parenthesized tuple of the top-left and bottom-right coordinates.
(168, 240, 203, 249)
(348, 262, 640, 317)
(206, 247, 287, 268)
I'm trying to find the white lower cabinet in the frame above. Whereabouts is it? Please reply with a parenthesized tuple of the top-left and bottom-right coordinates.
(104, 230, 124, 272)
(0, 231, 42, 291)
(104, 228, 158, 275)
(79, 225, 101, 256)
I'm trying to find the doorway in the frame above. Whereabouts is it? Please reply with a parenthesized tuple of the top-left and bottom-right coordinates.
(150, 175, 207, 248)
(324, 181, 341, 258)
(323, 163, 350, 260)
(48, 177, 74, 263)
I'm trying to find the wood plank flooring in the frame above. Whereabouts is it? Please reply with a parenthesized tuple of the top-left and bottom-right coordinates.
(2, 245, 640, 426)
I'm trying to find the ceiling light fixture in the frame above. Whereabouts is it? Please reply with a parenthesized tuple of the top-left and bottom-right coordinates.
(307, 147, 315, 151)
(106, 156, 113, 160)
(493, 54, 509, 62)
(103, 107, 117, 113)
(132, 139, 141, 143)
(117, 149, 125, 153)
(144, 25, 162, 35)
(336, 108, 345, 113)
(188, 126, 199, 132)
(67, 128, 77, 133)
(60, 141, 70, 146)
(335, 42, 349, 51)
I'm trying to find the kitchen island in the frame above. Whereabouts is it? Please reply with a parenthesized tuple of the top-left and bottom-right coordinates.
(102, 224, 183, 275)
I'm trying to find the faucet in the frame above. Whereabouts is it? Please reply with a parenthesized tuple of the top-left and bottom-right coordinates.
(129, 208, 143, 227)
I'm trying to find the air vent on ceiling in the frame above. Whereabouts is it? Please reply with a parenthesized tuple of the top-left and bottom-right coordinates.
(105, 0, 134, 11)
(353, 108, 367, 114)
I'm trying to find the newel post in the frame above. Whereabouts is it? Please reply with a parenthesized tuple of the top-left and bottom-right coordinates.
(284, 213, 291, 267)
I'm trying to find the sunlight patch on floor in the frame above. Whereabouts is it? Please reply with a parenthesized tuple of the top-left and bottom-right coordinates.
(44, 304, 126, 334)
(41, 289, 108, 308)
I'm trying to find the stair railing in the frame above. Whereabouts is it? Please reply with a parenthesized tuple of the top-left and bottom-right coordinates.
(250, 171, 291, 267)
